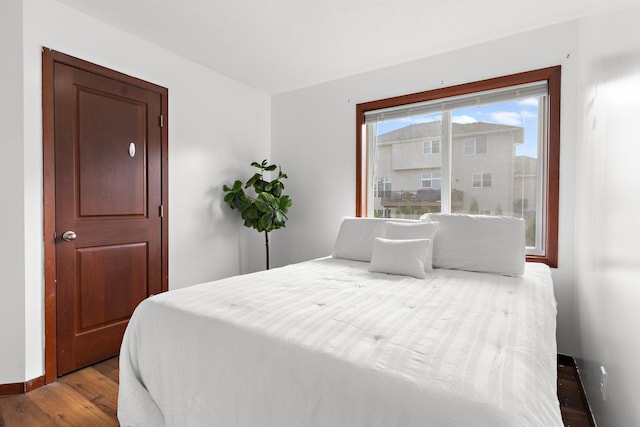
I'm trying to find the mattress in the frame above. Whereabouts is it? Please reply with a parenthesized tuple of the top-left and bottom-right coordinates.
(118, 257, 562, 427)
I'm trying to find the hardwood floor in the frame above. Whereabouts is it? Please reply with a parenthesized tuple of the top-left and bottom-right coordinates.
(557, 356, 595, 427)
(1, 356, 592, 426)
(0, 358, 119, 426)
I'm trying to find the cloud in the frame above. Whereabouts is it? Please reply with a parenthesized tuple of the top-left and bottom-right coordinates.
(519, 97, 539, 107)
(490, 111, 522, 126)
(452, 115, 478, 124)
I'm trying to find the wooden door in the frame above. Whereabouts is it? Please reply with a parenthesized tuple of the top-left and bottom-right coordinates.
(52, 57, 166, 376)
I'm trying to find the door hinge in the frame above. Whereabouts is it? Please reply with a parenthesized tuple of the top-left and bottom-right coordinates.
(159, 115, 164, 128)
(159, 205, 164, 218)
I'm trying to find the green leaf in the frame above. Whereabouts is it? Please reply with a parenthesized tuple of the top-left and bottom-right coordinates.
(223, 180, 243, 193)
(264, 164, 277, 171)
(241, 194, 254, 209)
(223, 192, 237, 205)
(244, 218, 259, 230)
(259, 211, 276, 231)
(269, 180, 284, 197)
(254, 180, 268, 193)
(245, 173, 262, 189)
(223, 187, 249, 210)
(275, 211, 287, 226)
(244, 207, 259, 220)
(254, 192, 277, 212)
(278, 195, 292, 211)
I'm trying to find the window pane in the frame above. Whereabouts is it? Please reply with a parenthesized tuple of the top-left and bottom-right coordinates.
(464, 139, 474, 155)
(451, 98, 541, 250)
(369, 113, 443, 218)
(483, 173, 492, 187)
(422, 139, 441, 154)
(476, 136, 488, 154)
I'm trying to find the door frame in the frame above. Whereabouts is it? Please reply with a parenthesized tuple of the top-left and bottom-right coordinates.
(42, 48, 169, 383)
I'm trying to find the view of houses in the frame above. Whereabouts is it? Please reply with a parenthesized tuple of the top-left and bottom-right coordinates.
(370, 120, 538, 244)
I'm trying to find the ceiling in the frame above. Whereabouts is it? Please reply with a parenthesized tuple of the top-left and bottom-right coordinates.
(55, 0, 586, 94)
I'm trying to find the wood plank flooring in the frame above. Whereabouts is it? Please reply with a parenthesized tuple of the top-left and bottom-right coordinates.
(1, 356, 592, 426)
(0, 358, 119, 427)
(557, 357, 595, 427)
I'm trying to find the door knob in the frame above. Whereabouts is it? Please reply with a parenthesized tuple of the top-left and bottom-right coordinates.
(62, 231, 77, 241)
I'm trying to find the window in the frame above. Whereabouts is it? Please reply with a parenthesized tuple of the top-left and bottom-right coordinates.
(472, 173, 492, 188)
(464, 136, 487, 155)
(423, 139, 440, 154)
(422, 171, 441, 189)
(356, 67, 560, 266)
(374, 176, 391, 198)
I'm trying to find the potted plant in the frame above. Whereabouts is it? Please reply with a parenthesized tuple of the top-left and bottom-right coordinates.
(223, 160, 292, 270)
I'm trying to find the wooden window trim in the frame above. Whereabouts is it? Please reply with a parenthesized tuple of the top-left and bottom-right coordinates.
(355, 66, 560, 267)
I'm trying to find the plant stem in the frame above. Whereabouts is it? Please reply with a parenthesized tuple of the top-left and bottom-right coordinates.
(264, 230, 270, 270)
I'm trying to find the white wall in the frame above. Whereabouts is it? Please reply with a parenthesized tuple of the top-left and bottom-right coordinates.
(574, 2, 640, 426)
(272, 21, 579, 356)
(0, 0, 270, 384)
(0, 0, 26, 384)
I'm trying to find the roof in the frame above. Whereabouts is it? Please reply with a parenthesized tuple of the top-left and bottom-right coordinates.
(376, 121, 524, 144)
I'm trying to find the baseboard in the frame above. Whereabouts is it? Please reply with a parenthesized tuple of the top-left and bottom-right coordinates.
(557, 353, 575, 366)
(0, 375, 45, 396)
(558, 354, 597, 427)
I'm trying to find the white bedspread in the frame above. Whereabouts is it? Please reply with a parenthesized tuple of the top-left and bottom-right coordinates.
(118, 258, 562, 427)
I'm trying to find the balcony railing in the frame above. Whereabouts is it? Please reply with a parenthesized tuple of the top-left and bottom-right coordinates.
(377, 189, 463, 209)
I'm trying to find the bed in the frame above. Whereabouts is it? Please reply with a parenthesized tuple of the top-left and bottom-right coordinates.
(118, 215, 563, 427)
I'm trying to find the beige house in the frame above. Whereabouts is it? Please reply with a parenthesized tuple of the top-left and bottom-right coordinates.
(372, 121, 536, 219)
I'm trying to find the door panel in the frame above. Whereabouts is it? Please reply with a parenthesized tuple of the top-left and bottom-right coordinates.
(54, 61, 164, 375)
(76, 243, 149, 332)
(78, 88, 147, 217)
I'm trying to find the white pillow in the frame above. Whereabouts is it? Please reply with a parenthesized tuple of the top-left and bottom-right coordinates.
(384, 221, 439, 272)
(332, 217, 418, 262)
(421, 213, 525, 275)
(368, 237, 430, 279)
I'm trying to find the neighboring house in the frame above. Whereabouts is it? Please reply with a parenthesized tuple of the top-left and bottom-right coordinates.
(372, 121, 536, 220)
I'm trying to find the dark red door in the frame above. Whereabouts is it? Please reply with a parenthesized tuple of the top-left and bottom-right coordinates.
(54, 61, 164, 375)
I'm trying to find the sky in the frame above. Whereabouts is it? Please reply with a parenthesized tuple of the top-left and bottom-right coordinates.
(375, 97, 541, 157)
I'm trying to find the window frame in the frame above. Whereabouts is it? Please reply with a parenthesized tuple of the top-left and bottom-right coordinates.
(464, 136, 488, 155)
(472, 172, 492, 188)
(422, 139, 440, 154)
(355, 66, 560, 267)
(374, 176, 392, 198)
(421, 171, 441, 189)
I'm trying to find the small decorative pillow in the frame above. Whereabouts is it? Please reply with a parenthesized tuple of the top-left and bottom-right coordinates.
(368, 237, 431, 279)
(384, 221, 439, 272)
